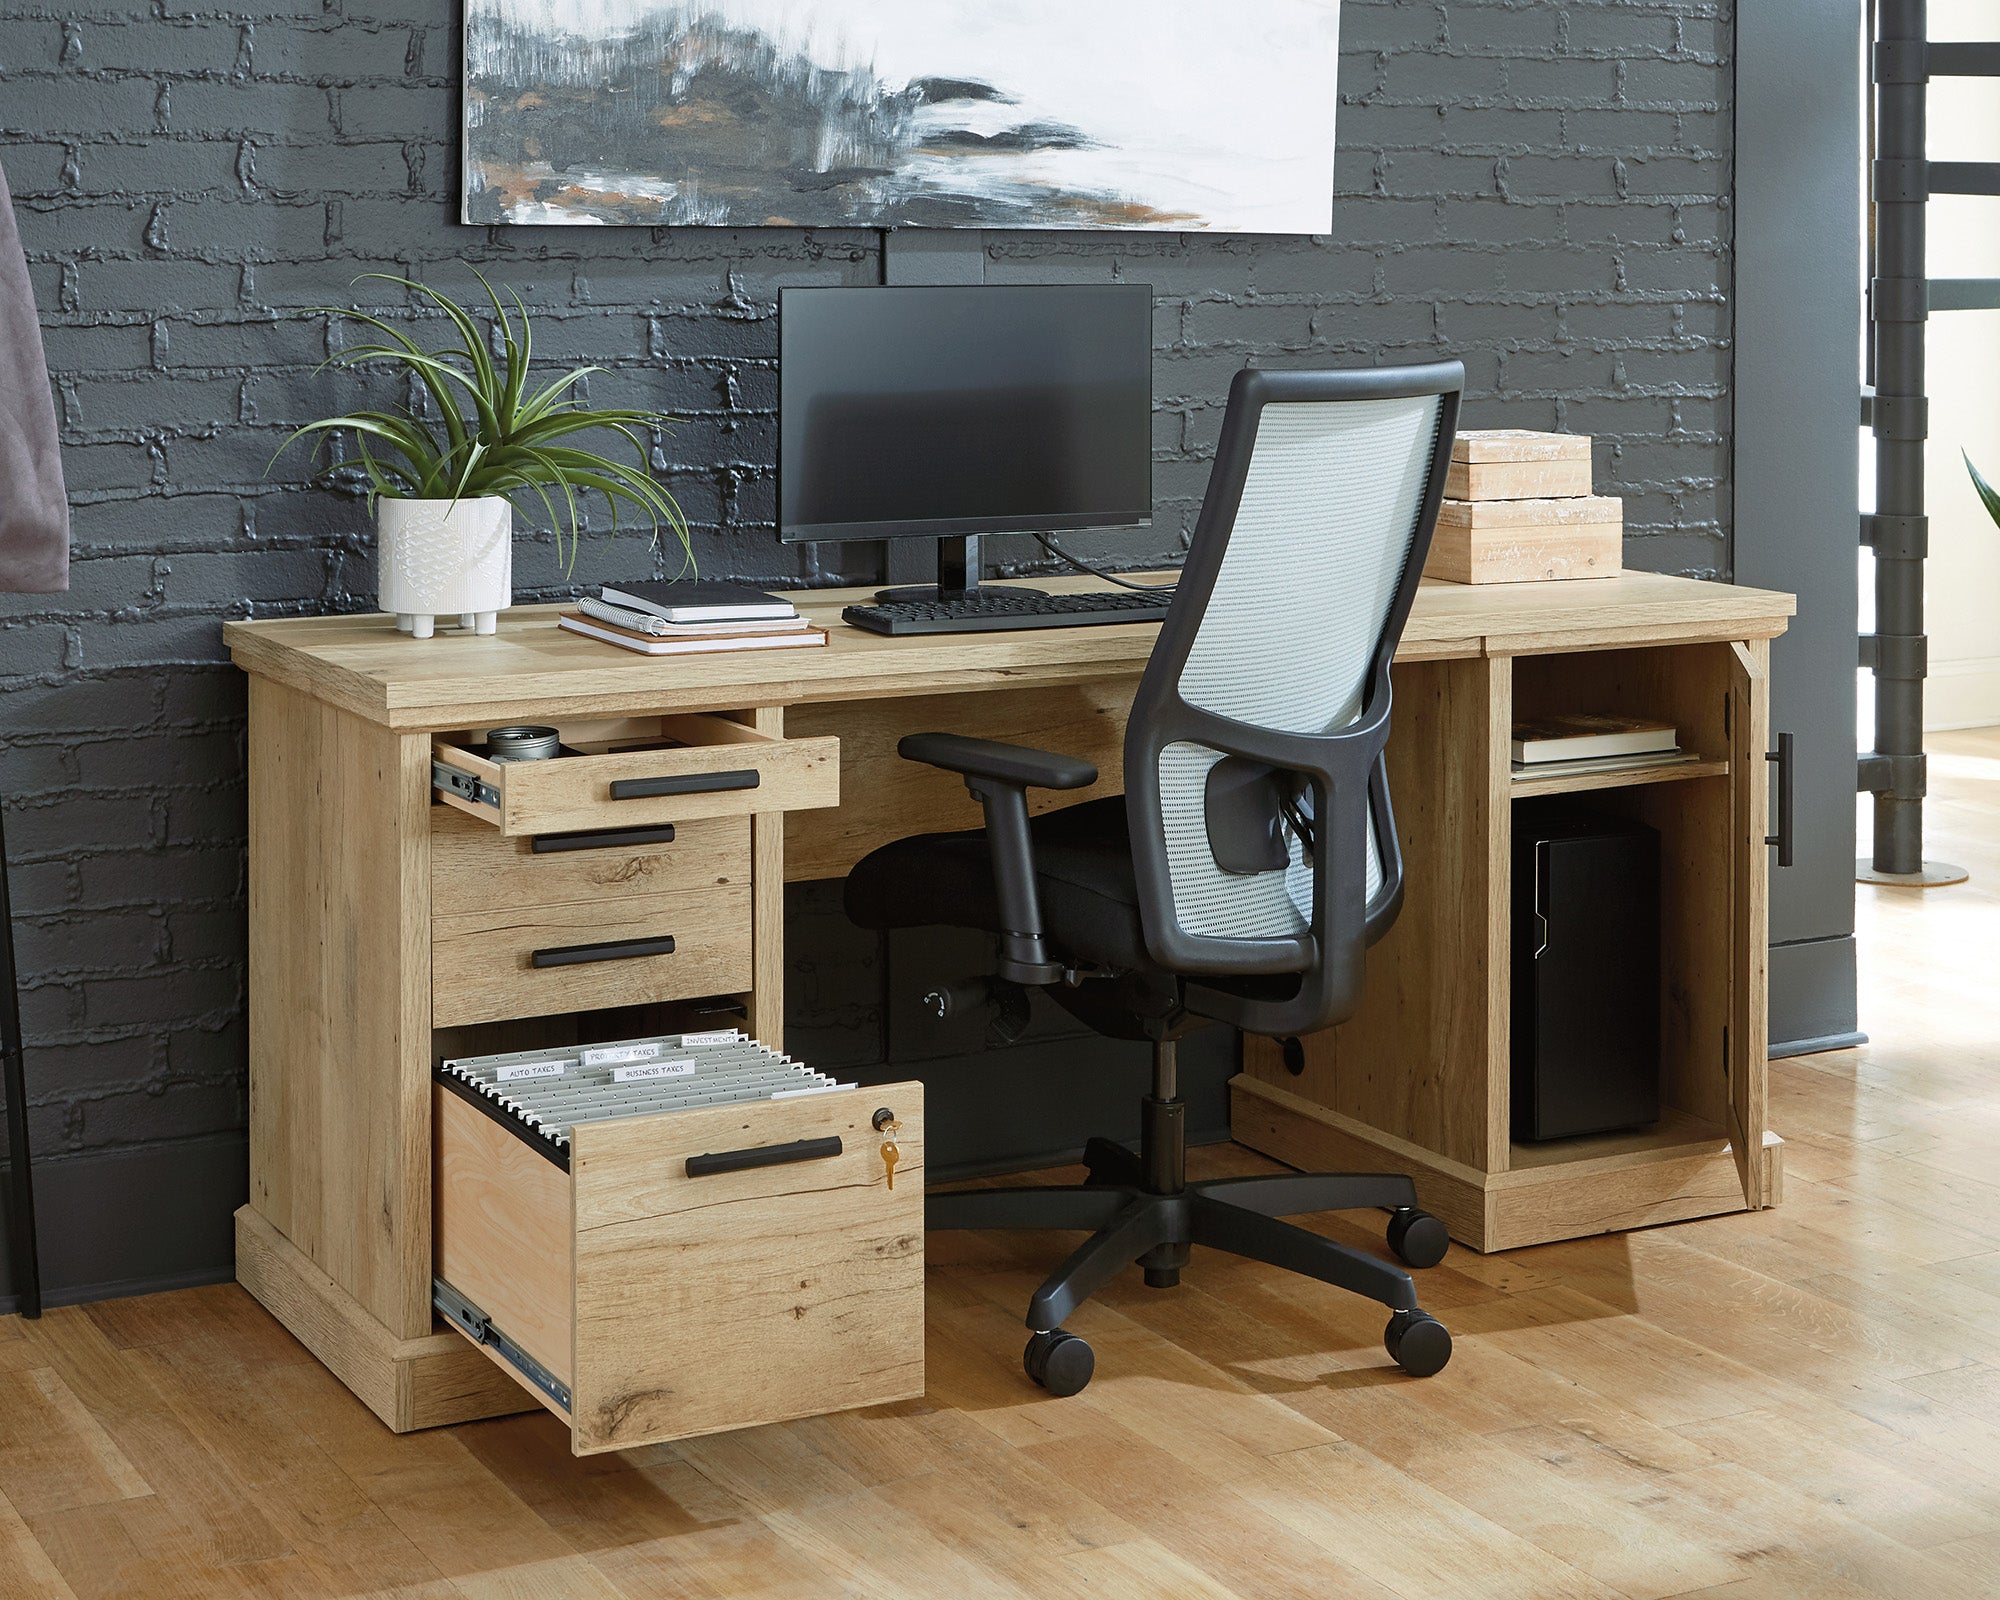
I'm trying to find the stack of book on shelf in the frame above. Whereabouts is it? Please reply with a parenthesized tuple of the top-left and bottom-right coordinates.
(558, 580, 827, 656)
(1510, 713, 1700, 781)
(1426, 429, 1624, 585)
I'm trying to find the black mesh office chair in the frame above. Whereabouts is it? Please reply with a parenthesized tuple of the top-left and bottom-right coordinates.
(846, 361, 1466, 1395)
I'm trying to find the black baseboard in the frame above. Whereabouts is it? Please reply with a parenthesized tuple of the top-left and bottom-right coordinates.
(1769, 934, 1859, 1055)
(1768, 1030, 1868, 1059)
(0, 1132, 247, 1314)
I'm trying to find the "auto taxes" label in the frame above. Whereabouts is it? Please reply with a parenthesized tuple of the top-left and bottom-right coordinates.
(495, 1059, 568, 1083)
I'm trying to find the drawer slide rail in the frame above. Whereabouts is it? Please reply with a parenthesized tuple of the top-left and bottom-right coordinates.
(432, 760, 500, 810)
(434, 1276, 572, 1414)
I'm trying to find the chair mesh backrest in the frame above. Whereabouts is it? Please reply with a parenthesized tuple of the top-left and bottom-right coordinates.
(1157, 394, 1444, 938)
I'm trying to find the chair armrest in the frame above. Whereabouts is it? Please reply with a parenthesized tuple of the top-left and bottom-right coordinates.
(896, 732, 1097, 986)
(898, 733, 1098, 791)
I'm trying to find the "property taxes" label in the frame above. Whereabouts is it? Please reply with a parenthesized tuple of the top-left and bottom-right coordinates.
(581, 1040, 666, 1068)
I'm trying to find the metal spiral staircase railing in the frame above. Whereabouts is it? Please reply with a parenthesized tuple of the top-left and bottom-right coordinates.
(1859, 1, 2000, 884)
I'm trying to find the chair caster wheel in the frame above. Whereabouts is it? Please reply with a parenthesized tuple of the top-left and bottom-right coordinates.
(1024, 1329, 1094, 1396)
(1384, 1309, 1452, 1377)
(1387, 1207, 1449, 1269)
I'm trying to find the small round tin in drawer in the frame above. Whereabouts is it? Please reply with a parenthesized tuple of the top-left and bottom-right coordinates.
(486, 725, 561, 762)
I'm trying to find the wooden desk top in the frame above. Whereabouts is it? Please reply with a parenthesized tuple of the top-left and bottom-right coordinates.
(223, 570, 1795, 731)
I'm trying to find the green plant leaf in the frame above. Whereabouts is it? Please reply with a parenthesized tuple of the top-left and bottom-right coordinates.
(471, 269, 530, 433)
(273, 271, 692, 574)
(1967, 451, 2000, 531)
(310, 299, 472, 462)
(409, 277, 503, 427)
(507, 286, 534, 422)
(515, 366, 605, 428)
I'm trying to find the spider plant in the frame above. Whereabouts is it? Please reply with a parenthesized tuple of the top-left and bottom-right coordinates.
(273, 272, 691, 575)
(1968, 451, 2000, 533)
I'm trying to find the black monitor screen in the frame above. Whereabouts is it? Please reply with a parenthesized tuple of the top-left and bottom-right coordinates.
(779, 285, 1153, 542)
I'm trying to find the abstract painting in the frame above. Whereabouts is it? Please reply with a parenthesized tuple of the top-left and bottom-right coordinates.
(463, 1, 1342, 232)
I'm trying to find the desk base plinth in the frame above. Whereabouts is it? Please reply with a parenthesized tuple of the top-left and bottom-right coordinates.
(1230, 1077, 1783, 1254)
(235, 1206, 537, 1433)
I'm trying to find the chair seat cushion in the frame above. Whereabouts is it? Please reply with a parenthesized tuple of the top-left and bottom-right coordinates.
(843, 796, 1154, 971)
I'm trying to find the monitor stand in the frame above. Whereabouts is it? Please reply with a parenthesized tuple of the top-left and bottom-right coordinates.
(873, 534, 1046, 605)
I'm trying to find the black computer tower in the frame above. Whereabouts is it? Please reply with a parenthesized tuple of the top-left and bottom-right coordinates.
(1511, 803, 1661, 1142)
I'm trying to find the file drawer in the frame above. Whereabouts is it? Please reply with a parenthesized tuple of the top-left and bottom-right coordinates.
(431, 883, 752, 1027)
(431, 1039, 924, 1455)
(431, 805, 752, 918)
(432, 713, 838, 838)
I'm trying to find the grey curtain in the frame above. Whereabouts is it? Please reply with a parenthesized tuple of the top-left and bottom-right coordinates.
(0, 158, 68, 594)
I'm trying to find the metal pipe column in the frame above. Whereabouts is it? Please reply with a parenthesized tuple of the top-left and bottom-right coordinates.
(1864, 0, 1928, 876)
(1860, 0, 1963, 884)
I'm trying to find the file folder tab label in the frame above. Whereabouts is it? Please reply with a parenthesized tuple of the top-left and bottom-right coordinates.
(613, 1059, 695, 1083)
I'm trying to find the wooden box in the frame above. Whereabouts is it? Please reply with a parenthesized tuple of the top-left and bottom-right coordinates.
(434, 1072, 926, 1454)
(1446, 430, 1594, 501)
(1425, 495, 1623, 584)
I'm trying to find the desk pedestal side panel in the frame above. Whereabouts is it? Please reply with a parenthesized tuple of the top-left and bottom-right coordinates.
(242, 675, 435, 1342)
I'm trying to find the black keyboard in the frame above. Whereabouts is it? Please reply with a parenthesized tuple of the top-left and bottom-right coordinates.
(843, 588, 1173, 636)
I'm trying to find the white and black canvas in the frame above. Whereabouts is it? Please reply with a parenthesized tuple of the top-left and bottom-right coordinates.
(463, 0, 1342, 232)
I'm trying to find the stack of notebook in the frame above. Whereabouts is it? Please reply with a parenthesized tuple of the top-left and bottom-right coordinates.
(558, 580, 828, 656)
(1510, 713, 1697, 779)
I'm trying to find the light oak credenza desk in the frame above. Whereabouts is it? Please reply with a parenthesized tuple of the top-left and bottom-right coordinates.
(224, 568, 1795, 1452)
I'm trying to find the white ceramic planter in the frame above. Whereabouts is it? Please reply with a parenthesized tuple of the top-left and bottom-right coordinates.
(376, 497, 512, 638)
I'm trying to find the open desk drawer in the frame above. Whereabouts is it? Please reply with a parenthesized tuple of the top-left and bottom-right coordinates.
(432, 713, 838, 838)
(432, 1049, 924, 1454)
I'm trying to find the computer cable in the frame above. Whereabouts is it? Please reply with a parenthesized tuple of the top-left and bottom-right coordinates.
(1028, 531, 1181, 593)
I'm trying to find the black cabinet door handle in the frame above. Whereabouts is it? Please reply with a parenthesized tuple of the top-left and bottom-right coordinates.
(610, 770, 761, 801)
(1765, 731, 1795, 868)
(685, 1136, 843, 1178)
(532, 823, 676, 854)
(531, 934, 676, 969)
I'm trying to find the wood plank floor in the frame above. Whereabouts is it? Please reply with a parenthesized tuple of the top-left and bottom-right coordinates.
(6, 732, 2000, 1600)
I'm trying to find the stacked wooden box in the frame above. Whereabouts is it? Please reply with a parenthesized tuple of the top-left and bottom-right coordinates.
(1425, 429, 1622, 584)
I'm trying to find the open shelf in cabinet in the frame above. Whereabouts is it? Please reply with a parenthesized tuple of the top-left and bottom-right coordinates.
(1510, 757, 1730, 798)
(1510, 642, 1734, 799)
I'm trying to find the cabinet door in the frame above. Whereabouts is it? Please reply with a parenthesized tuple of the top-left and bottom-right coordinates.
(1728, 641, 1771, 1205)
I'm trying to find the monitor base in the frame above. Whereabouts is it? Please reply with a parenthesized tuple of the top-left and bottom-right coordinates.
(874, 533, 1047, 606)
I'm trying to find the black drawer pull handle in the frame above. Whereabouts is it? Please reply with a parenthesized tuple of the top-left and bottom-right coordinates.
(610, 770, 761, 801)
(686, 1136, 843, 1178)
(531, 934, 676, 968)
(532, 823, 677, 854)
(1765, 731, 1795, 869)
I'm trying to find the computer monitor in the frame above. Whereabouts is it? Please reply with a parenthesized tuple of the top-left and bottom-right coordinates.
(779, 283, 1154, 600)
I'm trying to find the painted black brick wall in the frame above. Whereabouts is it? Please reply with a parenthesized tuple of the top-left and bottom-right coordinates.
(0, 0, 1732, 1291)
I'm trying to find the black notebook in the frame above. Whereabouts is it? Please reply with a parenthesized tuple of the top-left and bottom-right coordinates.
(598, 580, 797, 623)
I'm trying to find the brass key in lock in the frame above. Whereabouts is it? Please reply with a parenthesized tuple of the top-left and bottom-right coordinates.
(872, 1107, 903, 1190)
